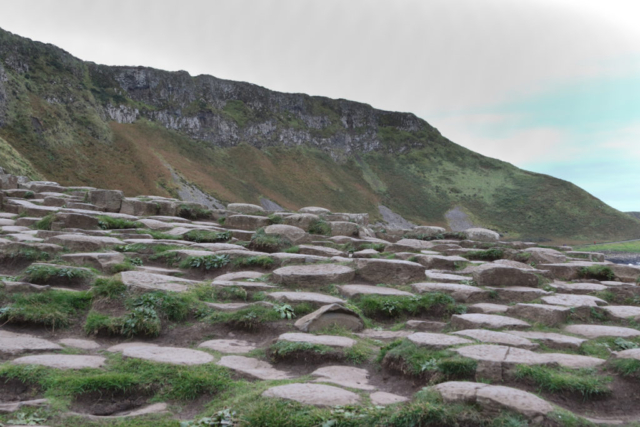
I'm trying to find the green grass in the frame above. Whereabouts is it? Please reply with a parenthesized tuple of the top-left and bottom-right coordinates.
(23, 264, 94, 284)
(33, 213, 55, 230)
(206, 305, 281, 330)
(464, 248, 504, 261)
(0, 290, 92, 329)
(580, 336, 640, 358)
(578, 265, 615, 281)
(381, 339, 477, 379)
(97, 215, 141, 230)
(232, 255, 275, 269)
(269, 340, 336, 361)
(249, 227, 292, 252)
(180, 254, 231, 270)
(353, 292, 465, 319)
(0, 352, 232, 401)
(514, 365, 611, 398)
(308, 218, 331, 235)
(183, 229, 232, 243)
(611, 358, 640, 376)
(178, 204, 212, 220)
(84, 308, 162, 337)
(5, 247, 51, 262)
(90, 277, 127, 298)
(574, 241, 640, 253)
(138, 230, 181, 240)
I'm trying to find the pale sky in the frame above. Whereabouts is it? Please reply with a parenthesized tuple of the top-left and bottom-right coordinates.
(1, 0, 639, 210)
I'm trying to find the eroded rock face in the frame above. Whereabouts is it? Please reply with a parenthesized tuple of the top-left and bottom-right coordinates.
(294, 304, 364, 332)
(89, 190, 124, 212)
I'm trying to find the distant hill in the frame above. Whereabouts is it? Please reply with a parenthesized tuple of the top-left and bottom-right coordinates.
(627, 212, 640, 220)
(0, 27, 639, 243)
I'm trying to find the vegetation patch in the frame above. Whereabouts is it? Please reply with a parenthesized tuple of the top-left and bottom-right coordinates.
(514, 365, 611, 399)
(90, 277, 127, 299)
(33, 213, 54, 230)
(353, 293, 465, 320)
(178, 204, 212, 220)
(5, 248, 51, 262)
(109, 257, 143, 274)
(0, 290, 92, 329)
(23, 264, 94, 285)
(464, 248, 504, 261)
(183, 229, 232, 243)
(578, 265, 615, 281)
(249, 228, 291, 252)
(268, 340, 339, 363)
(611, 358, 640, 377)
(232, 255, 275, 269)
(206, 305, 281, 330)
(97, 215, 141, 230)
(180, 254, 231, 270)
(308, 218, 331, 236)
(267, 213, 283, 224)
(580, 336, 640, 358)
(381, 339, 477, 381)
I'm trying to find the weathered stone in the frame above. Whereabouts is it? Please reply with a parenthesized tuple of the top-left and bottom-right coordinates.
(299, 206, 330, 215)
(278, 332, 356, 348)
(295, 304, 364, 332)
(414, 254, 468, 270)
(330, 221, 359, 237)
(564, 324, 640, 339)
(472, 264, 539, 287)
(566, 251, 605, 262)
(522, 247, 567, 264)
(356, 329, 412, 340)
(451, 314, 530, 330)
(106, 342, 158, 353)
(227, 203, 265, 214)
(506, 303, 572, 326)
(46, 234, 122, 251)
(537, 261, 608, 281)
(89, 189, 124, 212)
(225, 214, 270, 231)
(337, 284, 414, 298)
(123, 346, 214, 365)
(507, 331, 586, 350)
(434, 381, 488, 404)
(352, 248, 380, 258)
(424, 271, 470, 283)
(198, 339, 257, 354)
(0, 398, 49, 414)
(476, 385, 554, 418)
(1, 281, 49, 293)
(385, 238, 434, 253)
(354, 258, 426, 285)
(204, 301, 274, 312)
(407, 332, 473, 349)
(463, 228, 500, 242)
(120, 198, 161, 216)
(263, 224, 308, 244)
(266, 291, 345, 306)
(369, 391, 409, 406)
(405, 320, 447, 332)
(603, 306, 640, 321)
(486, 286, 550, 303)
(217, 356, 291, 380)
(467, 303, 509, 314)
(412, 282, 486, 303)
(61, 252, 125, 272)
(262, 383, 360, 406)
(215, 271, 264, 281)
(549, 282, 608, 294)
(284, 213, 320, 231)
(58, 339, 100, 350)
(612, 348, 640, 360)
(542, 353, 605, 369)
(297, 245, 344, 257)
(541, 293, 607, 307)
(312, 365, 374, 390)
(120, 271, 199, 293)
(12, 354, 106, 369)
(272, 264, 355, 287)
(0, 332, 62, 355)
(452, 329, 538, 349)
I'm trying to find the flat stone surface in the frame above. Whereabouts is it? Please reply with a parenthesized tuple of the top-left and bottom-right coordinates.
(486, 286, 550, 302)
(564, 324, 640, 339)
(467, 303, 509, 314)
(434, 381, 488, 403)
(603, 306, 640, 320)
(424, 271, 470, 283)
(451, 329, 538, 349)
(58, 338, 100, 350)
(262, 383, 360, 406)
(12, 354, 106, 369)
(369, 391, 409, 406)
(337, 284, 414, 298)
(0, 333, 62, 355)
(211, 280, 275, 291)
(278, 332, 355, 348)
(506, 331, 586, 350)
(506, 303, 571, 326)
(541, 353, 605, 368)
(46, 234, 122, 251)
(122, 346, 214, 365)
(612, 348, 640, 360)
(215, 271, 264, 281)
(472, 264, 539, 287)
(106, 342, 158, 353)
(541, 293, 607, 307)
(411, 282, 486, 302)
(451, 314, 530, 330)
(312, 365, 374, 390)
(266, 291, 345, 305)
(476, 384, 554, 418)
(0, 398, 49, 414)
(354, 258, 426, 285)
(120, 271, 199, 293)
(549, 282, 608, 294)
(405, 320, 447, 332)
(272, 264, 355, 286)
(217, 356, 291, 380)
(204, 301, 274, 312)
(198, 339, 257, 354)
(356, 329, 412, 340)
(407, 332, 473, 349)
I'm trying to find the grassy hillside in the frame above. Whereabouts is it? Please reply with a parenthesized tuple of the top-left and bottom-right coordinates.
(0, 27, 638, 243)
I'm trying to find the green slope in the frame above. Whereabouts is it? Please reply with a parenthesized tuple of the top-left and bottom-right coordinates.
(0, 27, 638, 243)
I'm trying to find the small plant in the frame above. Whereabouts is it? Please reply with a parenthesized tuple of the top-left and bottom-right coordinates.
(91, 278, 127, 299)
(23, 264, 93, 284)
(0, 290, 92, 329)
(464, 248, 504, 261)
(274, 303, 295, 319)
(181, 409, 238, 426)
(578, 265, 615, 281)
(614, 337, 639, 350)
(6, 411, 47, 425)
(308, 218, 331, 235)
(249, 227, 291, 252)
(33, 214, 54, 230)
(23, 190, 35, 199)
(182, 254, 231, 270)
(7, 248, 50, 261)
(232, 255, 274, 269)
(268, 213, 283, 224)
(184, 229, 232, 243)
(97, 215, 141, 230)
(514, 365, 611, 399)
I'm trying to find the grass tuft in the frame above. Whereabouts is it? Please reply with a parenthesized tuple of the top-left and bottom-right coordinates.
(514, 364, 611, 399)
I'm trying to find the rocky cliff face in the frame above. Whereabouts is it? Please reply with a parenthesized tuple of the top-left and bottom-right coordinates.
(0, 27, 638, 243)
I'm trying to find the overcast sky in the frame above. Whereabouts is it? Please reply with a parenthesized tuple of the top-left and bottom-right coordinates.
(1, 0, 639, 210)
